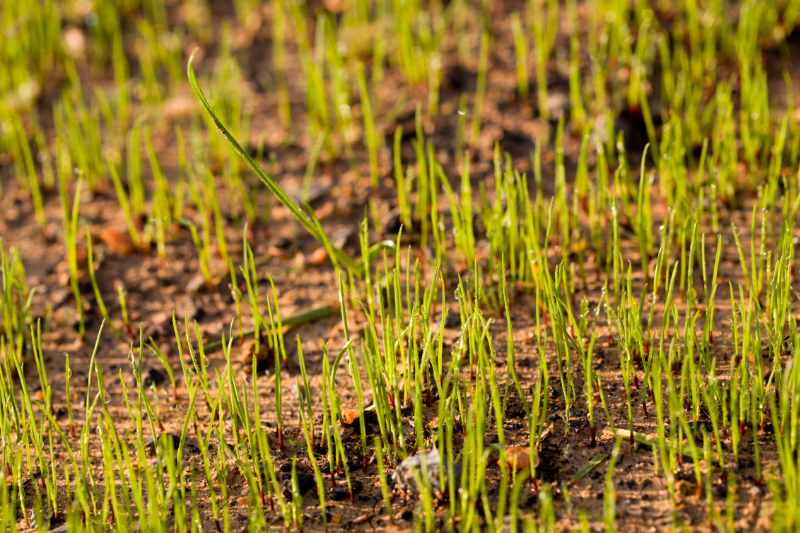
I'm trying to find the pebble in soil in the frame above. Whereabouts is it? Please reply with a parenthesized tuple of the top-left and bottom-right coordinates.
(392, 448, 460, 497)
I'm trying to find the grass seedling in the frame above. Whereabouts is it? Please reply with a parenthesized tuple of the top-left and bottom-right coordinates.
(0, 242, 32, 364)
(356, 62, 380, 188)
(59, 176, 84, 336)
(9, 112, 45, 225)
(393, 126, 412, 231)
(374, 440, 394, 517)
(604, 438, 621, 531)
(531, 0, 559, 120)
(188, 54, 358, 272)
(511, 13, 529, 102)
(85, 229, 108, 322)
(469, 29, 490, 145)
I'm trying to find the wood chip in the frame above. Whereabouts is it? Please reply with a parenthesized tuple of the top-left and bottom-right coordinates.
(351, 513, 370, 525)
(568, 453, 609, 486)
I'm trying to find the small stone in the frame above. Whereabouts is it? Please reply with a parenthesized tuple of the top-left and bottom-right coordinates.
(291, 252, 305, 270)
(186, 274, 206, 293)
(63, 26, 86, 58)
(307, 247, 328, 266)
(393, 448, 459, 496)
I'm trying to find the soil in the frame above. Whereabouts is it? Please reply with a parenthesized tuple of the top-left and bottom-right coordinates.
(0, 1, 792, 531)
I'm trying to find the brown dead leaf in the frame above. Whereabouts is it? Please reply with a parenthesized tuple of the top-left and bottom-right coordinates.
(499, 446, 531, 472)
(351, 514, 370, 525)
(340, 408, 361, 426)
(239, 339, 259, 365)
(675, 478, 701, 501)
(100, 227, 135, 256)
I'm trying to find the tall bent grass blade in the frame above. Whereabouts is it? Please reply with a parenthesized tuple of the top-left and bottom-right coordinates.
(187, 53, 358, 272)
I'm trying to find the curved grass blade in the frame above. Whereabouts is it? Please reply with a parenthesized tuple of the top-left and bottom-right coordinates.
(187, 53, 357, 272)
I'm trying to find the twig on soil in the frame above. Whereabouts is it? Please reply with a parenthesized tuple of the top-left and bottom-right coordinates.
(200, 304, 337, 353)
(567, 452, 609, 486)
(609, 428, 697, 463)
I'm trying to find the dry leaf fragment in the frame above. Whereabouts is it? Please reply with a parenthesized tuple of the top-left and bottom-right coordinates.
(499, 445, 531, 472)
(340, 408, 361, 426)
(100, 227, 135, 256)
(351, 514, 370, 525)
